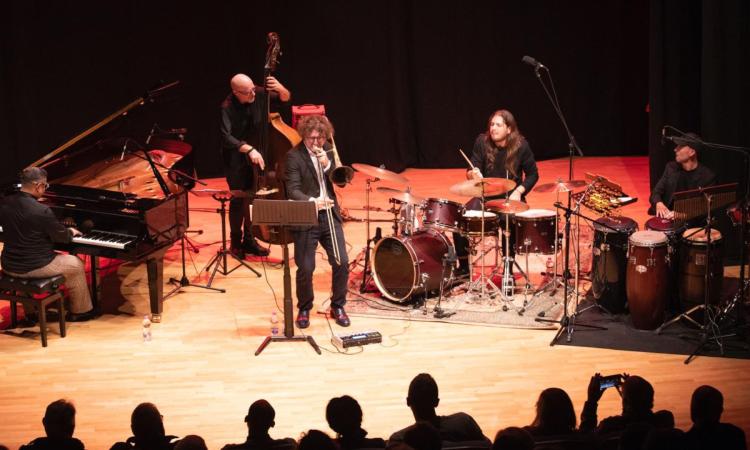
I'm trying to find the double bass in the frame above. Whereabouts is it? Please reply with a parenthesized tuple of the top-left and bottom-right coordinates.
(250, 32, 301, 244)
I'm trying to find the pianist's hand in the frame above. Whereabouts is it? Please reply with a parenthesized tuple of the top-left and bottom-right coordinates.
(68, 227, 83, 237)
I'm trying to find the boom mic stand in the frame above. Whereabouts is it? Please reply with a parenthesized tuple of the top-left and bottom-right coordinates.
(522, 56, 603, 344)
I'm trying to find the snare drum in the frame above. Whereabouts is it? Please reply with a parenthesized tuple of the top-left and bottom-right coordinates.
(626, 230, 669, 330)
(372, 228, 452, 302)
(513, 209, 557, 254)
(423, 198, 463, 232)
(591, 216, 638, 313)
(459, 210, 500, 236)
(679, 228, 724, 309)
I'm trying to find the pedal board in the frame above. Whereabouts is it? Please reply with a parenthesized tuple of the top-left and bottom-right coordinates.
(332, 330, 382, 348)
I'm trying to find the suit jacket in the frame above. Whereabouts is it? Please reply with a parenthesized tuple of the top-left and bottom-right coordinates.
(285, 143, 343, 228)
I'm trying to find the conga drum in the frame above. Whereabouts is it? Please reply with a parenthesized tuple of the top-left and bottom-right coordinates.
(644, 216, 684, 312)
(626, 231, 669, 330)
(679, 227, 724, 310)
(591, 216, 638, 313)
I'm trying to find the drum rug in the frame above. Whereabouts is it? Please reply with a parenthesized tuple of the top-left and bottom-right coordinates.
(555, 286, 750, 360)
(345, 280, 565, 330)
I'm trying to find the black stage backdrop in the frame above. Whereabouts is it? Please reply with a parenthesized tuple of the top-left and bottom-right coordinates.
(1, 0, 650, 186)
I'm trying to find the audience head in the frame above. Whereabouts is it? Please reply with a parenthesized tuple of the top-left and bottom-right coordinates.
(492, 427, 534, 450)
(326, 395, 363, 436)
(245, 399, 275, 434)
(403, 421, 442, 450)
(531, 387, 576, 434)
(298, 429, 337, 450)
(174, 435, 207, 450)
(406, 373, 439, 413)
(130, 402, 166, 443)
(690, 385, 723, 426)
(642, 427, 686, 450)
(42, 399, 76, 439)
(621, 375, 654, 416)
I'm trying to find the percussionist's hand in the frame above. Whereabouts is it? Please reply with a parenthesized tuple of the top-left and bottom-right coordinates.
(509, 189, 522, 202)
(655, 202, 673, 219)
(467, 167, 483, 180)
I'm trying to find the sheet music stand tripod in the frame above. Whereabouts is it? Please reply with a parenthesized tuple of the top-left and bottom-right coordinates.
(201, 191, 261, 287)
(253, 199, 321, 355)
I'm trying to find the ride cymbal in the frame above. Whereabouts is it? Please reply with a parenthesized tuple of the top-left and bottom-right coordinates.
(485, 199, 529, 214)
(533, 179, 587, 193)
(449, 177, 516, 197)
(352, 163, 409, 185)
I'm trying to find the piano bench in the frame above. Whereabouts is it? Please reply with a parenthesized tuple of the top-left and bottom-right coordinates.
(0, 272, 67, 347)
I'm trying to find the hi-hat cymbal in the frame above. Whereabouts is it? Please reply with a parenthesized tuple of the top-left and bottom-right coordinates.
(534, 179, 587, 193)
(485, 199, 529, 214)
(352, 163, 409, 185)
(449, 177, 516, 197)
(376, 186, 425, 204)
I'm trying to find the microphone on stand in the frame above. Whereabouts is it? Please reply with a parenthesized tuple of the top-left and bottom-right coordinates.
(521, 55, 547, 70)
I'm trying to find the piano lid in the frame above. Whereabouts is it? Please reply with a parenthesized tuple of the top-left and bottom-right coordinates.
(27, 81, 191, 200)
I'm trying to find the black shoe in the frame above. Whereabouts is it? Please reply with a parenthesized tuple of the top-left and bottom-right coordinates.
(296, 309, 310, 329)
(230, 246, 246, 259)
(67, 308, 100, 322)
(243, 239, 270, 257)
(331, 307, 351, 327)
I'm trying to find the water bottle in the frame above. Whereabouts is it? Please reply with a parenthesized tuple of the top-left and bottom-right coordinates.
(142, 314, 152, 342)
(270, 311, 279, 336)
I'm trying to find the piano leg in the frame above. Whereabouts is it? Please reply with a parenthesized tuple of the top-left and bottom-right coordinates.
(89, 256, 99, 311)
(147, 253, 165, 323)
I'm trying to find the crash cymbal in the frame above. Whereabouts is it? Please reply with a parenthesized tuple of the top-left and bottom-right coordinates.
(376, 186, 425, 204)
(352, 163, 409, 185)
(485, 199, 529, 214)
(533, 179, 587, 193)
(449, 177, 516, 197)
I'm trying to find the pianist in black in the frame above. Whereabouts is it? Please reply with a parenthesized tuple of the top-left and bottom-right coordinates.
(0, 167, 97, 321)
(649, 132, 716, 219)
(220, 73, 291, 259)
(285, 115, 350, 328)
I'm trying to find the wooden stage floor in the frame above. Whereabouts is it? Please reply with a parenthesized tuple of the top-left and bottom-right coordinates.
(1, 156, 749, 449)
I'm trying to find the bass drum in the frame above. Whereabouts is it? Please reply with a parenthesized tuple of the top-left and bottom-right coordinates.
(372, 229, 452, 302)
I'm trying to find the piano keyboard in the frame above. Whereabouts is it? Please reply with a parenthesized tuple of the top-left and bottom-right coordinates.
(72, 230, 137, 250)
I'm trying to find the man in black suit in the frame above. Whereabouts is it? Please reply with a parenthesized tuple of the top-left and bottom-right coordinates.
(285, 114, 350, 328)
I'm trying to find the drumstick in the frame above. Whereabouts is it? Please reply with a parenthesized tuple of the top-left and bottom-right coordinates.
(459, 148, 474, 169)
(459, 148, 483, 179)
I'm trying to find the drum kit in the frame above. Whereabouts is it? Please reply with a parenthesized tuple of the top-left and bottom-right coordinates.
(350, 163, 578, 315)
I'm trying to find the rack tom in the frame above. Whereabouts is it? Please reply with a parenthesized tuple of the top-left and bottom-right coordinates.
(626, 230, 669, 330)
(423, 198, 463, 232)
(513, 209, 557, 254)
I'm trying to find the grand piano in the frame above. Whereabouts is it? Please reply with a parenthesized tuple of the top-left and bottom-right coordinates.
(0, 82, 191, 322)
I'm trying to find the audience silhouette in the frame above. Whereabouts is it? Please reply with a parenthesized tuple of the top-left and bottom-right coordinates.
(110, 402, 180, 450)
(326, 395, 385, 449)
(174, 435, 207, 450)
(297, 430, 337, 450)
(222, 399, 297, 450)
(388, 373, 491, 447)
(491, 427, 534, 450)
(580, 373, 673, 434)
(19, 399, 85, 450)
(403, 421, 442, 450)
(523, 387, 577, 438)
(686, 385, 746, 450)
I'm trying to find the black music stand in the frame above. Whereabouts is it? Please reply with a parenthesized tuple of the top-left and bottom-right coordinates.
(200, 191, 261, 287)
(253, 199, 321, 355)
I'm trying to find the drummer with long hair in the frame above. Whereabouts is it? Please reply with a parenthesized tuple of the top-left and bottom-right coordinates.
(455, 110, 539, 275)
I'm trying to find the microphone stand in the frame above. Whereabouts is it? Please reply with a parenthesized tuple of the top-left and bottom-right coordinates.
(527, 61, 602, 344)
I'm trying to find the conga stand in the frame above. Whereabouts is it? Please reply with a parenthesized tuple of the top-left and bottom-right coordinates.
(254, 199, 321, 355)
(201, 193, 261, 288)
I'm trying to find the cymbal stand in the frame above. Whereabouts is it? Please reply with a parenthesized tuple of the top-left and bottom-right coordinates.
(463, 183, 504, 302)
(357, 177, 378, 292)
(534, 188, 565, 297)
(432, 249, 457, 319)
(201, 194, 261, 287)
